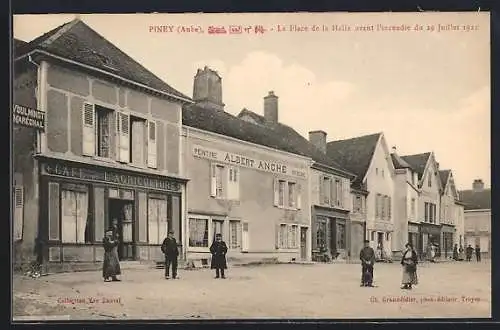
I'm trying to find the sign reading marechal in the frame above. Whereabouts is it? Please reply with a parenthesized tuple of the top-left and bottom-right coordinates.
(192, 145, 308, 179)
(12, 104, 45, 130)
(41, 161, 182, 192)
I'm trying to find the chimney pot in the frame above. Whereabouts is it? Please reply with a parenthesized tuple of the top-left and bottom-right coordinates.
(472, 179, 484, 191)
(392, 146, 397, 153)
(309, 130, 327, 154)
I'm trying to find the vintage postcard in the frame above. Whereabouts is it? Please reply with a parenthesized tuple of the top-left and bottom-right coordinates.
(12, 12, 491, 320)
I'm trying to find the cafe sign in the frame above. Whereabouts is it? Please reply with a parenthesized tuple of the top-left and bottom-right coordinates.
(41, 162, 182, 192)
(12, 104, 45, 130)
(192, 145, 308, 179)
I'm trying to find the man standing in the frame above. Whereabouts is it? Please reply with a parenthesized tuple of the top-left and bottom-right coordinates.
(161, 230, 179, 279)
(475, 245, 481, 262)
(466, 244, 474, 262)
(210, 233, 228, 279)
(360, 239, 376, 287)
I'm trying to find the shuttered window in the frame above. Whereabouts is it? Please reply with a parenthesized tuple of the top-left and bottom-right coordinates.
(13, 186, 24, 240)
(82, 103, 95, 156)
(147, 120, 157, 168)
(48, 182, 60, 240)
(116, 112, 130, 163)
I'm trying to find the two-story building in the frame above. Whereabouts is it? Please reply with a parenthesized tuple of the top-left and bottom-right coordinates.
(460, 179, 491, 258)
(400, 152, 443, 258)
(182, 67, 313, 264)
(237, 96, 355, 262)
(327, 132, 395, 261)
(13, 19, 192, 270)
(390, 147, 420, 259)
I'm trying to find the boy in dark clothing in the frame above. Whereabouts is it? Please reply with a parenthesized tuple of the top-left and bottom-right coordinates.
(360, 240, 376, 287)
(210, 233, 228, 279)
(475, 245, 481, 262)
(466, 245, 474, 262)
(161, 230, 179, 279)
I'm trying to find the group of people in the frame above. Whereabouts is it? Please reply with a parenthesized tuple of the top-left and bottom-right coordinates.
(359, 240, 418, 290)
(452, 243, 482, 262)
(102, 219, 229, 282)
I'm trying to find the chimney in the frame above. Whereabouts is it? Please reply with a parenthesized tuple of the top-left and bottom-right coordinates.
(309, 130, 327, 154)
(193, 66, 225, 111)
(436, 162, 440, 170)
(264, 91, 278, 123)
(391, 146, 397, 153)
(472, 179, 484, 192)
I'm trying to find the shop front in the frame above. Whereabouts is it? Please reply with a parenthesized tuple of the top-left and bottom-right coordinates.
(441, 224, 455, 259)
(408, 222, 420, 257)
(36, 156, 186, 267)
(312, 207, 349, 261)
(420, 222, 442, 259)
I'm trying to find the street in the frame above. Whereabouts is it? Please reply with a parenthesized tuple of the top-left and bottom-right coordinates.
(13, 260, 491, 320)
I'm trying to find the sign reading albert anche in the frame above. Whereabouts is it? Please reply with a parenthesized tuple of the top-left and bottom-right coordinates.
(12, 104, 45, 130)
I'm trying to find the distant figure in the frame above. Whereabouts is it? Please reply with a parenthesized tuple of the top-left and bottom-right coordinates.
(359, 239, 376, 287)
(401, 243, 418, 290)
(475, 245, 481, 262)
(210, 233, 228, 279)
(466, 245, 474, 262)
(452, 244, 459, 261)
(459, 244, 465, 261)
(102, 229, 121, 282)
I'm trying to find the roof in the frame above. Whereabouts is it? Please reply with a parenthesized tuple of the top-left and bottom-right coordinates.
(439, 170, 451, 188)
(14, 19, 190, 101)
(391, 152, 412, 170)
(13, 38, 27, 53)
(236, 109, 354, 177)
(401, 152, 431, 180)
(459, 189, 491, 210)
(326, 133, 382, 187)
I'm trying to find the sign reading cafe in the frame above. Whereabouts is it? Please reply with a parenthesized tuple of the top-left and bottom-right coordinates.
(12, 104, 45, 130)
(193, 145, 308, 179)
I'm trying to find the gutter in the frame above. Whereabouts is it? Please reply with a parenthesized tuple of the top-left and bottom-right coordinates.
(17, 49, 195, 105)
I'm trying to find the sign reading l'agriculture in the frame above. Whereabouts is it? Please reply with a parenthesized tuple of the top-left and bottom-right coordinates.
(12, 104, 45, 130)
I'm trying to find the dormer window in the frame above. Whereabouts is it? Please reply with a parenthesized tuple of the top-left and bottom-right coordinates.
(91, 50, 118, 71)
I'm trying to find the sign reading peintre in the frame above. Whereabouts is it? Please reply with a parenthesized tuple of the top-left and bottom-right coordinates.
(12, 104, 45, 130)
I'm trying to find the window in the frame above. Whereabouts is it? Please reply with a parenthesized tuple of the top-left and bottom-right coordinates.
(189, 218, 209, 247)
(13, 186, 24, 241)
(336, 223, 346, 249)
(116, 112, 130, 162)
(148, 198, 167, 244)
(411, 171, 415, 185)
(316, 220, 327, 250)
(322, 176, 331, 204)
(122, 203, 134, 243)
(428, 173, 432, 187)
(381, 195, 386, 219)
(210, 164, 240, 200)
(410, 198, 416, 219)
(227, 167, 240, 200)
(288, 182, 296, 208)
(147, 120, 157, 168)
(386, 232, 391, 241)
(279, 224, 288, 248)
(371, 231, 375, 241)
(210, 164, 225, 198)
(382, 169, 385, 177)
(61, 189, 90, 243)
(353, 195, 362, 213)
(130, 116, 147, 165)
(96, 106, 113, 158)
(229, 220, 242, 249)
(212, 219, 224, 241)
(83, 103, 95, 156)
(290, 225, 298, 248)
(274, 179, 301, 209)
(334, 179, 342, 207)
(278, 224, 298, 249)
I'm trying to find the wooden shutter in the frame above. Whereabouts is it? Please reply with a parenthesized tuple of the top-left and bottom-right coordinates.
(13, 187, 24, 240)
(330, 178, 337, 206)
(343, 179, 350, 209)
(117, 112, 130, 163)
(210, 163, 217, 197)
(296, 183, 302, 209)
(319, 175, 325, 205)
(273, 178, 279, 206)
(82, 102, 95, 156)
(48, 182, 60, 240)
(275, 224, 281, 249)
(147, 120, 157, 168)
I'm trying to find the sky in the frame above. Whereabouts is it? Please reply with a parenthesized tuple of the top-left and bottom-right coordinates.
(13, 12, 490, 190)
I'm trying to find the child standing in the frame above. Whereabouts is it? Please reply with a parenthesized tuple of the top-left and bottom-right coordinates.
(210, 233, 228, 279)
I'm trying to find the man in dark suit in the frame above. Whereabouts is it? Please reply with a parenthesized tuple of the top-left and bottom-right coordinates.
(475, 245, 481, 262)
(360, 239, 376, 287)
(161, 230, 179, 279)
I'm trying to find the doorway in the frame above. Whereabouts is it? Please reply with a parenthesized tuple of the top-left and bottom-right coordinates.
(109, 198, 135, 261)
(300, 227, 307, 261)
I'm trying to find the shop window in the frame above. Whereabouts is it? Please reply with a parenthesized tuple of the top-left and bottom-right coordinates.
(13, 186, 24, 241)
(189, 218, 208, 247)
(122, 203, 134, 243)
(148, 198, 168, 244)
(336, 223, 346, 249)
(316, 221, 327, 250)
(130, 116, 147, 166)
(229, 220, 242, 249)
(61, 189, 90, 243)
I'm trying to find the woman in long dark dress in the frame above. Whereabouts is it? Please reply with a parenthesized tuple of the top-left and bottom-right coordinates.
(103, 229, 121, 282)
(210, 233, 228, 279)
(401, 243, 418, 290)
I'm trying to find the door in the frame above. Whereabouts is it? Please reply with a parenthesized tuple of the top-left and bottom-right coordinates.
(300, 227, 307, 260)
(109, 199, 135, 261)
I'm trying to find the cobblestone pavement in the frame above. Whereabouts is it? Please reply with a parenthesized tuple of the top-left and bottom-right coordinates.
(13, 260, 491, 320)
